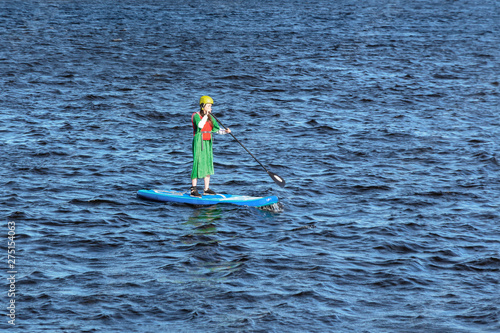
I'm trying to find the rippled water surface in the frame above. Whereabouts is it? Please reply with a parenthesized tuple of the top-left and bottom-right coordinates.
(1, 0, 500, 332)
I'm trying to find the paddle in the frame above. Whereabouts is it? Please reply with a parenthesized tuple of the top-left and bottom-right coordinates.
(210, 113, 286, 188)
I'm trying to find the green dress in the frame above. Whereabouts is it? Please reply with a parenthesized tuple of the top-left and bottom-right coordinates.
(191, 113, 221, 180)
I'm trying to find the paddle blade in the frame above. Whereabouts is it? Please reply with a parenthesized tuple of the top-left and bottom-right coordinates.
(268, 171, 286, 188)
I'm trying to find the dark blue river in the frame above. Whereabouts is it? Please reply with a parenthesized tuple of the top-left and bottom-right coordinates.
(1, 0, 499, 332)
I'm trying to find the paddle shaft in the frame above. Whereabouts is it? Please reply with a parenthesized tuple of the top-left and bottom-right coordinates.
(210, 113, 270, 173)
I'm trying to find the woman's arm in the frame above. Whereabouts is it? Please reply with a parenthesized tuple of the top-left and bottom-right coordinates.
(197, 114, 208, 129)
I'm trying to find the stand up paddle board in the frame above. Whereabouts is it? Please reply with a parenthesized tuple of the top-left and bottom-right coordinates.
(137, 189, 278, 208)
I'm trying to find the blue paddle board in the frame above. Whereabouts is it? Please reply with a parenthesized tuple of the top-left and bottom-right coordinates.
(137, 189, 278, 208)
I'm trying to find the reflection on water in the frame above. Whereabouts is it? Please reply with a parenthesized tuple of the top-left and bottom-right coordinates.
(185, 205, 223, 234)
(164, 206, 246, 281)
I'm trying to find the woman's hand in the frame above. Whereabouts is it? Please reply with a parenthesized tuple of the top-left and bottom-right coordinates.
(226, 128, 231, 134)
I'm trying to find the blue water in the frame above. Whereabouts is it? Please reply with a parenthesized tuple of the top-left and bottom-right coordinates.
(1, 0, 499, 332)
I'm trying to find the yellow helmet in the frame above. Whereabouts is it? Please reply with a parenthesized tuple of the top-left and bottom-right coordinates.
(199, 95, 214, 106)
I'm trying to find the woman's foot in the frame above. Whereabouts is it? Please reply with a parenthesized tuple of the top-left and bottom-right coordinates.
(203, 188, 216, 195)
(190, 186, 201, 197)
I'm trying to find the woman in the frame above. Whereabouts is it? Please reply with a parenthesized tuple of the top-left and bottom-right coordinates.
(190, 96, 231, 197)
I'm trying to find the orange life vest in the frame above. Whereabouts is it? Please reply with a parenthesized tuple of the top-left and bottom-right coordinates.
(192, 112, 213, 140)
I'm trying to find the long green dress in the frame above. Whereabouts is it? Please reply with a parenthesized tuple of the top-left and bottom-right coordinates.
(191, 113, 220, 180)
